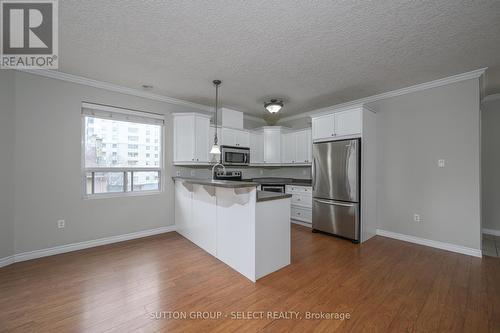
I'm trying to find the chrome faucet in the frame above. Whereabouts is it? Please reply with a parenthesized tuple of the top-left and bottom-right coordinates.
(211, 163, 226, 180)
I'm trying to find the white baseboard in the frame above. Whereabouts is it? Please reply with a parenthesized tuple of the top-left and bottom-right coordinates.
(482, 228, 500, 237)
(376, 229, 482, 258)
(0, 255, 15, 268)
(291, 220, 312, 228)
(0, 225, 176, 268)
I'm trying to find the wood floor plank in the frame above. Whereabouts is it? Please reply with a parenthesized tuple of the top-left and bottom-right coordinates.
(1, 225, 499, 333)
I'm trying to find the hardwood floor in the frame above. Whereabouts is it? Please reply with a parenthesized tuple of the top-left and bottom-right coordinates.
(1, 225, 499, 332)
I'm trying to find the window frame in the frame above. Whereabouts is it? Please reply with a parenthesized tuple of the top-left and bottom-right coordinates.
(80, 103, 165, 199)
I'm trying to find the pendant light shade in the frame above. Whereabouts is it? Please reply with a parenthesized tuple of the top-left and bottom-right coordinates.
(265, 99, 283, 113)
(210, 144, 221, 155)
(210, 80, 222, 155)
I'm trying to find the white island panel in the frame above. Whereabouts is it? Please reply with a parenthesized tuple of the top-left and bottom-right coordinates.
(255, 198, 291, 280)
(216, 187, 256, 281)
(192, 184, 217, 256)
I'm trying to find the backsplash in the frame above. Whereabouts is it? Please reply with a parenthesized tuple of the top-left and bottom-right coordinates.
(173, 165, 311, 180)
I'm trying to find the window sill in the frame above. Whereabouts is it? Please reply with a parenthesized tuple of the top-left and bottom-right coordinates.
(83, 190, 162, 200)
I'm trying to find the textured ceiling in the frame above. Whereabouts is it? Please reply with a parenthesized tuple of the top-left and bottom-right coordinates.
(59, 0, 500, 118)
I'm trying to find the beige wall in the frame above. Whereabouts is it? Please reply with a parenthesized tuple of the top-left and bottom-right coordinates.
(11, 71, 200, 254)
(481, 95, 500, 232)
(0, 70, 15, 259)
(370, 79, 481, 249)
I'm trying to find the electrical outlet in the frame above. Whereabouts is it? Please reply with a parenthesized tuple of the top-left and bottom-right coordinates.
(438, 159, 445, 168)
(176, 170, 181, 176)
(190, 170, 196, 176)
(57, 219, 65, 229)
(413, 214, 422, 222)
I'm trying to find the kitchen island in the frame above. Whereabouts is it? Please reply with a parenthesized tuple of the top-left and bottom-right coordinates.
(173, 177, 291, 282)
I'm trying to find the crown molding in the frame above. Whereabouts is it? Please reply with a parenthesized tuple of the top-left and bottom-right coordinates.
(17, 69, 214, 111)
(279, 68, 487, 122)
(16, 69, 268, 123)
(481, 93, 500, 104)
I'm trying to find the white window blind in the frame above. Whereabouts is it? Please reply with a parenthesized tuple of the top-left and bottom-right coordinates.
(81, 102, 165, 125)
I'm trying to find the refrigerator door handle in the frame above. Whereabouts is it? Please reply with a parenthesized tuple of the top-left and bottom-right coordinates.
(312, 157, 316, 191)
(313, 198, 356, 207)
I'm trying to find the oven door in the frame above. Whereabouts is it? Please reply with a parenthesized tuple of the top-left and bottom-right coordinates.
(221, 146, 249, 165)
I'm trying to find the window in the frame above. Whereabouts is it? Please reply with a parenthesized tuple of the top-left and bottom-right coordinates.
(82, 102, 164, 197)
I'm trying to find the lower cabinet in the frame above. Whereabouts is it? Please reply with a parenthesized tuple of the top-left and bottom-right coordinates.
(291, 206, 312, 223)
(286, 185, 312, 224)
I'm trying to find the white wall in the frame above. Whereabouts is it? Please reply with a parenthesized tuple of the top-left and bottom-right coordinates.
(481, 94, 500, 232)
(11, 71, 200, 254)
(0, 70, 15, 259)
(370, 79, 481, 250)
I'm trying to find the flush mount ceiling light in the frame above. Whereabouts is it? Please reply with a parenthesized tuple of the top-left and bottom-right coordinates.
(210, 80, 222, 155)
(264, 99, 283, 114)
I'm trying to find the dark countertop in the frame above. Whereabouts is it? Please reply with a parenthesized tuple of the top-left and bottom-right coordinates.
(172, 177, 258, 188)
(244, 178, 312, 186)
(257, 191, 292, 202)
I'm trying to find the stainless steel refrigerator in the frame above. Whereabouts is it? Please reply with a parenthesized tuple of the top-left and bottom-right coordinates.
(312, 139, 360, 242)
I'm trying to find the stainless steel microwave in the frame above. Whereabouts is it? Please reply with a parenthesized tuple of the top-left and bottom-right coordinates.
(221, 145, 250, 166)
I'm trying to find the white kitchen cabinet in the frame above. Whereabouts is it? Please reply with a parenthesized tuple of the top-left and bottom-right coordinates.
(286, 185, 313, 224)
(281, 132, 295, 164)
(194, 116, 210, 162)
(295, 129, 312, 163)
(263, 127, 282, 164)
(281, 129, 312, 165)
(312, 114, 336, 141)
(334, 109, 362, 137)
(311, 107, 362, 141)
(249, 131, 264, 164)
(173, 113, 211, 164)
(221, 127, 249, 147)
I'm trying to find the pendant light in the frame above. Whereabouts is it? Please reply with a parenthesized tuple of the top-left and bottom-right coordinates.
(210, 80, 222, 155)
(265, 99, 283, 114)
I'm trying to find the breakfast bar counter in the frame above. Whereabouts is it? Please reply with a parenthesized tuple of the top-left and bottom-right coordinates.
(173, 178, 291, 282)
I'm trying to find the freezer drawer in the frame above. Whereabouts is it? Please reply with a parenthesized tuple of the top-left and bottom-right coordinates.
(312, 198, 359, 241)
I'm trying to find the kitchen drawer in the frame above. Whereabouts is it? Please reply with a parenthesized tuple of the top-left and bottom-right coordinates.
(286, 185, 312, 194)
(291, 194, 312, 208)
(291, 207, 312, 223)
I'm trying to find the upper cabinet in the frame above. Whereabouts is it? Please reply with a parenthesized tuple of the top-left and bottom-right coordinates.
(296, 129, 312, 163)
(263, 127, 282, 164)
(173, 113, 211, 164)
(221, 127, 250, 148)
(249, 131, 264, 164)
(173, 113, 313, 167)
(282, 129, 312, 164)
(312, 107, 362, 141)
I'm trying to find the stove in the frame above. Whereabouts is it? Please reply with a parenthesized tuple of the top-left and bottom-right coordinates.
(214, 170, 242, 181)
